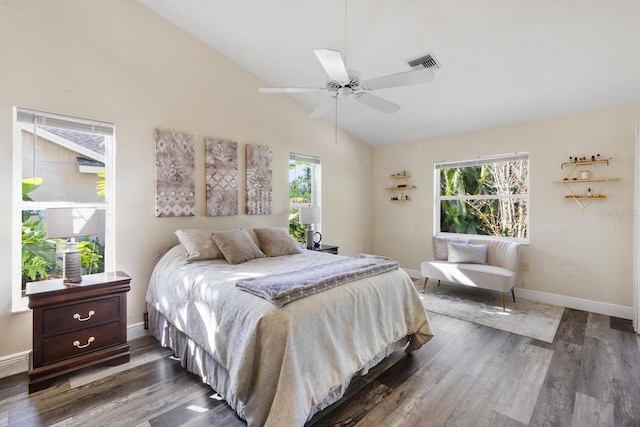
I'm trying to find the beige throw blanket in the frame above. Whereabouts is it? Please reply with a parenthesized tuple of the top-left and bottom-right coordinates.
(236, 254, 399, 306)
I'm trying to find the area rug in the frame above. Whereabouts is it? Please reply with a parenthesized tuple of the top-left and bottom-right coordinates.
(416, 279, 565, 343)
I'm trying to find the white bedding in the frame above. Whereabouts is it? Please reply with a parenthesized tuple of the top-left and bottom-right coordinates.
(146, 245, 433, 426)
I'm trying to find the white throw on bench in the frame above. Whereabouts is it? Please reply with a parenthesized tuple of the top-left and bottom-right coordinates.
(421, 237, 521, 310)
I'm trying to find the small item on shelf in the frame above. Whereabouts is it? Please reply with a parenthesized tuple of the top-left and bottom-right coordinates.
(596, 154, 601, 161)
(580, 170, 590, 180)
(587, 188, 592, 197)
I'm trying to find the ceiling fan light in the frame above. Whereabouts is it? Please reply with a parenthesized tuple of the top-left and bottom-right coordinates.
(338, 87, 353, 97)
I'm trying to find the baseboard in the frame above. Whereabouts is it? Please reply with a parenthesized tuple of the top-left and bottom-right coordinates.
(515, 287, 634, 320)
(127, 321, 149, 340)
(0, 322, 150, 379)
(0, 350, 30, 380)
(402, 268, 635, 320)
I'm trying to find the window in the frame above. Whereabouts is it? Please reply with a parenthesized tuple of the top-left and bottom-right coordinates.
(12, 108, 115, 311)
(435, 153, 529, 241)
(289, 153, 321, 245)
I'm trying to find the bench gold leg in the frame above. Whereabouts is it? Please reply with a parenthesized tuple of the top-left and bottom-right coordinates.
(437, 280, 440, 287)
(422, 277, 429, 293)
(500, 291, 506, 311)
(511, 287, 516, 302)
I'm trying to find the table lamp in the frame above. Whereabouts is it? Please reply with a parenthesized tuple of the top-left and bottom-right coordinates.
(46, 207, 99, 284)
(299, 207, 321, 249)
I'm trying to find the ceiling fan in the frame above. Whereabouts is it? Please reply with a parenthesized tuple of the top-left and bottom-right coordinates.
(259, 49, 435, 117)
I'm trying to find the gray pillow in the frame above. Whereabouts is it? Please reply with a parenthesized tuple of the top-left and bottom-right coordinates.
(174, 229, 222, 262)
(253, 227, 302, 257)
(212, 229, 265, 264)
(432, 237, 468, 260)
(447, 242, 487, 264)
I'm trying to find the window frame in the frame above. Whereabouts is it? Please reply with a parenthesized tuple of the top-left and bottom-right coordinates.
(434, 152, 529, 243)
(289, 153, 321, 209)
(289, 153, 321, 244)
(11, 107, 116, 312)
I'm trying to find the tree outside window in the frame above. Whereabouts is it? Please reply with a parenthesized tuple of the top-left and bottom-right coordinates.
(436, 153, 529, 240)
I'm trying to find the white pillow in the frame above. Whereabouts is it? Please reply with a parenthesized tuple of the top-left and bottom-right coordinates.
(432, 237, 468, 260)
(447, 242, 487, 264)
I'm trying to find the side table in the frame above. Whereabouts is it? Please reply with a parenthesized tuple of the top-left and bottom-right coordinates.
(26, 271, 131, 393)
(309, 244, 339, 255)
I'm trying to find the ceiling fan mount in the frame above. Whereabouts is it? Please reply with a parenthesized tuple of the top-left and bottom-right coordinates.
(259, 48, 435, 117)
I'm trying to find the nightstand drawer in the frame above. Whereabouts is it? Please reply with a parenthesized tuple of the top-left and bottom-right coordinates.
(42, 296, 120, 336)
(42, 322, 121, 365)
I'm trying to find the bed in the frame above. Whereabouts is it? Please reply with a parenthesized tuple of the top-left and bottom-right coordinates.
(146, 227, 433, 426)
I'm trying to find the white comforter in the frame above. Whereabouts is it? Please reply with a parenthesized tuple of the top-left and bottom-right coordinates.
(147, 246, 433, 426)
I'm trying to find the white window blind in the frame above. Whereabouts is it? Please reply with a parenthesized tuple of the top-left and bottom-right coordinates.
(435, 153, 528, 170)
(290, 152, 321, 164)
(16, 108, 114, 136)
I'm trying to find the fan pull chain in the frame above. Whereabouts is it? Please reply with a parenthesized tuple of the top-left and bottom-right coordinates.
(335, 95, 338, 144)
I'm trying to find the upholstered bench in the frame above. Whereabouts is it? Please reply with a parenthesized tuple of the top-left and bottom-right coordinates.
(421, 237, 521, 310)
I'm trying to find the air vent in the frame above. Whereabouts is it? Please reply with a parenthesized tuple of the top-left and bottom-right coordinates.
(408, 53, 440, 70)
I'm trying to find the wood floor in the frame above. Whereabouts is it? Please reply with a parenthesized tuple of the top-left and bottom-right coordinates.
(1, 308, 639, 426)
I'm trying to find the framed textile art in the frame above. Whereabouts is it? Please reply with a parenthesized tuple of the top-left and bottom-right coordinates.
(246, 144, 272, 215)
(205, 138, 238, 216)
(154, 129, 195, 217)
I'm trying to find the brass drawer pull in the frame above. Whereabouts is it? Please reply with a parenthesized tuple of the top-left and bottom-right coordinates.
(73, 310, 95, 322)
(73, 337, 95, 349)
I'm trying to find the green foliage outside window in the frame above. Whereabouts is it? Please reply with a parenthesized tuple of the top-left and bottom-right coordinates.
(439, 160, 528, 239)
(21, 179, 105, 292)
(289, 162, 312, 245)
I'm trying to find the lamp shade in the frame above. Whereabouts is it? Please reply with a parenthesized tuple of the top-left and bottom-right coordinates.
(46, 208, 99, 239)
(299, 207, 320, 225)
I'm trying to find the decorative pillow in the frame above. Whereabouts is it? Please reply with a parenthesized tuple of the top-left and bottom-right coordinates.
(432, 237, 467, 260)
(447, 242, 487, 264)
(212, 229, 265, 264)
(253, 227, 302, 257)
(245, 228, 261, 246)
(174, 229, 222, 262)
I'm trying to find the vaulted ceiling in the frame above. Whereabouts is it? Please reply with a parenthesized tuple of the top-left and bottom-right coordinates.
(137, 0, 640, 146)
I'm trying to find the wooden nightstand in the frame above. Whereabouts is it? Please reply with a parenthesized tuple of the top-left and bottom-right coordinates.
(26, 271, 131, 393)
(310, 244, 339, 255)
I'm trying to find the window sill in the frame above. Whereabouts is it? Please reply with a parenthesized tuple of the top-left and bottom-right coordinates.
(435, 233, 529, 245)
(12, 297, 29, 314)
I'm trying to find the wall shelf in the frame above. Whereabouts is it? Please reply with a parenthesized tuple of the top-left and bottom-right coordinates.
(555, 157, 619, 208)
(386, 172, 415, 205)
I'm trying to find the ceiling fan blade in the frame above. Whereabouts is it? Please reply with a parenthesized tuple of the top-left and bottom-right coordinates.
(355, 92, 401, 114)
(363, 67, 435, 91)
(259, 87, 326, 94)
(309, 96, 335, 118)
(314, 49, 349, 83)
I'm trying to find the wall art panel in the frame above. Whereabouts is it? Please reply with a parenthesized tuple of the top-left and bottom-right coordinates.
(154, 129, 195, 217)
(246, 144, 272, 215)
(205, 137, 238, 216)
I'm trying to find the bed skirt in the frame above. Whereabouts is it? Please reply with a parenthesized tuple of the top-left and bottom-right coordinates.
(147, 304, 409, 424)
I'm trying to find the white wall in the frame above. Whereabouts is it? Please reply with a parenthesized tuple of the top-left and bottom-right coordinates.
(0, 0, 373, 365)
(373, 105, 640, 310)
